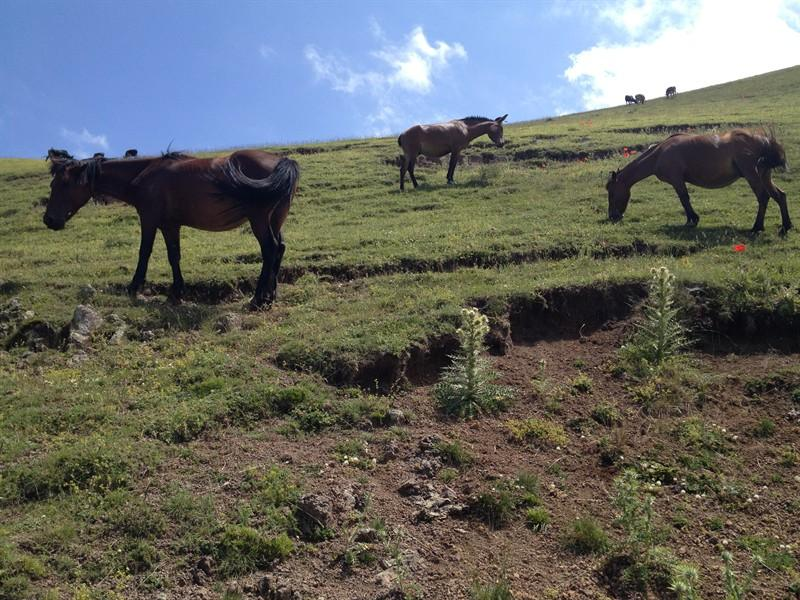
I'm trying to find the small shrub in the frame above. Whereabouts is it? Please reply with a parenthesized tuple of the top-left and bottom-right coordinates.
(438, 467, 459, 484)
(473, 474, 541, 529)
(571, 373, 593, 394)
(778, 447, 798, 468)
(338, 395, 390, 427)
(591, 403, 622, 427)
(737, 536, 796, 571)
(506, 418, 568, 447)
(8, 435, 133, 501)
(106, 491, 167, 539)
(525, 507, 550, 532)
(122, 539, 159, 574)
(433, 308, 513, 419)
(434, 440, 474, 469)
(752, 418, 776, 438)
(214, 526, 293, 577)
(562, 517, 608, 555)
(470, 576, 513, 600)
(621, 266, 688, 373)
(334, 438, 375, 470)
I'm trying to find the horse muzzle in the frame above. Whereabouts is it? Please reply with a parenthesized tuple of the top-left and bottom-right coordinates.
(43, 214, 65, 230)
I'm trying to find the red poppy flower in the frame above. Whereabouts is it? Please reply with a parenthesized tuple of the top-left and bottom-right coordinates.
(733, 244, 746, 252)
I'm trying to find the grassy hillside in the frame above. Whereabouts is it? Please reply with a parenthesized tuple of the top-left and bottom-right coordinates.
(1, 66, 799, 599)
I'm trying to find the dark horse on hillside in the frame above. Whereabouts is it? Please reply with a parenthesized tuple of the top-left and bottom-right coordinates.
(635, 94, 646, 104)
(44, 148, 300, 307)
(666, 86, 677, 98)
(606, 129, 790, 234)
(397, 114, 507, 190)
(625, 95, 636, 105)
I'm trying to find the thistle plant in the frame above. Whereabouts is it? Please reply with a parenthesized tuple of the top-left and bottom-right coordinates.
(433, 307, 513, 419)
(722, 551, 757, 600)
(622, 266, 688, 372)
(670, 563, 702, 600)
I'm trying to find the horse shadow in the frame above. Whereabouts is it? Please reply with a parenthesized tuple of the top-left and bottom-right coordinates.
(655, 224, 762, 248)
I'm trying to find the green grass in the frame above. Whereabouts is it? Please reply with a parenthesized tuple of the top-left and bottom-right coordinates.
(2, 66, 800, 596)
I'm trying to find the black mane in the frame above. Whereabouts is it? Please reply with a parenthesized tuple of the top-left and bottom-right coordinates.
(459, 115, 491, 125)
(48, 155, 104, 185)
(161, 150, 193, 161)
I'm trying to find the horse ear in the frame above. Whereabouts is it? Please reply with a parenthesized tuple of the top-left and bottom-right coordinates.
(495, 114, 508, 123)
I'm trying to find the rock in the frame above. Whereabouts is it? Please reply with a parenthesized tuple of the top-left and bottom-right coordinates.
(69, 304, 103, 346)
(375, 569, 398, 588)
(385, 408, 407, 425)
(109, 326, 127, 345)
(140, 329, 155, 341)
(417, 434, 444, 452)
(215, 312, 242, 333)
(67, 351, 89, 366)
(380, 440, 401, 463)
(353, 527, 380, 543)
(258, 575, 301, 599)
(77, 284, 96, 303)
(398, 478, 424, 497)
(197, 555, 214, 577)
(295, 494, 333, 540)
(415, 457, 442, 477)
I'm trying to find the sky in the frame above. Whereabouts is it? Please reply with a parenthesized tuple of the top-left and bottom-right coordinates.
(1, 0, 798, 158)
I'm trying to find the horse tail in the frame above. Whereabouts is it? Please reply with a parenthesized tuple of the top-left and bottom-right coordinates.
(217, 157, 300, 206)
(758, 134, 787, 171)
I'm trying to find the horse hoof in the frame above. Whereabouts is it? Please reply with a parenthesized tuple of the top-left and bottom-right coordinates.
(248, 298, 273, 311)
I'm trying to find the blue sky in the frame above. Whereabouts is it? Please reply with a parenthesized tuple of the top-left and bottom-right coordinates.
(1, 0, 798, 158)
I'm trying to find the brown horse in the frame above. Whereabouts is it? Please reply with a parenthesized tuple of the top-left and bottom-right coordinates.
(397, 114, 507, 190)
(43, 149, 300, 307)
(606, 129, 790, 234)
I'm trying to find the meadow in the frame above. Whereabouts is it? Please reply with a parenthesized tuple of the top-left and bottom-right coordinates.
(0, 66, 798, 599)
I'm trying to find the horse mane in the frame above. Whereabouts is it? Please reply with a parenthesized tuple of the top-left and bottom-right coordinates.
(161, 150, 193, 161)
(48, 155, 105, 186)
(459, 116, 491, 125)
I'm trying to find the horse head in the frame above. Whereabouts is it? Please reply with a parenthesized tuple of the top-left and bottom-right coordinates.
(43, 153, 101, 230)
(488, 114, 508, 147)
(606, 170, 630, 222)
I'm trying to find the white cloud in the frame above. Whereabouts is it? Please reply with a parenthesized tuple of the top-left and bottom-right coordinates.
(305, 25, 466, 134)
(60, 127, 109, 158)
(565, 0, 800, 110)
(258, 44, 275, 60)
(374, 26, 466, 93)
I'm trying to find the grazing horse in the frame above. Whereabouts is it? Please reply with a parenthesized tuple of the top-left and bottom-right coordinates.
(635, 94, 646, 104)
(124, 149, 138, 158)
(666, 86, 677, 98)
(397, 114, 507, 190)
(606, 129, 790, 234)
(43, 149, 300, 307)
(625, 95, 636, 105)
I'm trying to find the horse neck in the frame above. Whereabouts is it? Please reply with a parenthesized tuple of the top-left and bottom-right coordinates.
(465, 121, 494, 143)
(92, 159, 154, 205)
(617, 147, 658, 189)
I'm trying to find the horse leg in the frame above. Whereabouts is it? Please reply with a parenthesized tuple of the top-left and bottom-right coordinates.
(161, 224, 184, 304)
(408, 155, 419, 188)
(762, 171, 792, 234)
(671, 181, 699, 226)
(740, 165, 771, 233)
(447, 152, 460, 184)
(267, 230, 286, 300)
(399, 155, 407, 191)
(127, 220, 157, 296)
(248, 214, 278, 309)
